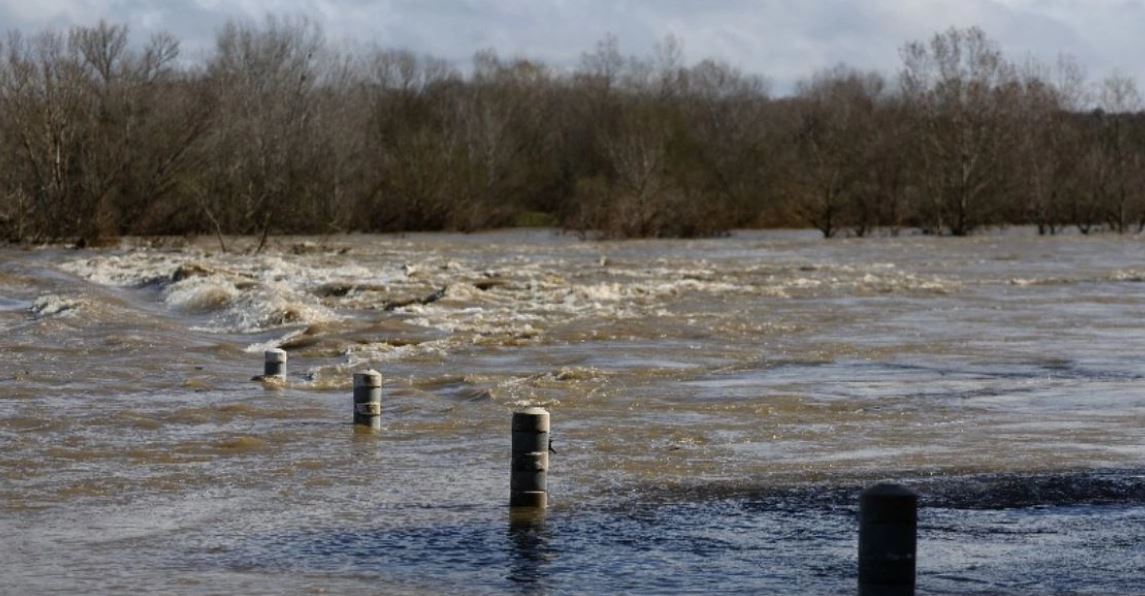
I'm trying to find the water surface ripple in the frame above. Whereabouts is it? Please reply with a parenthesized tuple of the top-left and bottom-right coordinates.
(4, 230, 1145, 593)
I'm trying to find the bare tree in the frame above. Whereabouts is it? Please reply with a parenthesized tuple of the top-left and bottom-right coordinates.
(359, 48, 463, 230)
(900, 27, 1018, 235)
(202, 16, 326, 249)
(679, 59, 774, 227)
(791, 66, 884, 237)
(1088, 75, 1144, 233)
(3, 18, 1145, 244)
(587, 99, 676, 237)
(1010, 56, 1086, 235)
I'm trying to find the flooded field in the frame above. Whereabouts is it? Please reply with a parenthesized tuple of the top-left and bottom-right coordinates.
(4, 229, 1145, 593)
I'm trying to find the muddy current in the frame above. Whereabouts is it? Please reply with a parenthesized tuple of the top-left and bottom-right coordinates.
(3, 229, 1145, 594)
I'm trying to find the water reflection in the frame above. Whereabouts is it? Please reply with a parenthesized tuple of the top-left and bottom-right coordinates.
(351, 421, 383, 437)
(506, 509, 552, 593)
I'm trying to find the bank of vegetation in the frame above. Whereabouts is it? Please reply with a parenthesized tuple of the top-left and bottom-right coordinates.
(1, 17, 1143, 244)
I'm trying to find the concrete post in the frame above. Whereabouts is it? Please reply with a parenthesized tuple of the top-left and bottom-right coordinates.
(859, 482, 918, 596)
(264, 349, 287, 379)
(353, 370, 382, 431)
(510, 407, 549, 509)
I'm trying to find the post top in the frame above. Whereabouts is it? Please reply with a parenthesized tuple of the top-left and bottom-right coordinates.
(512, 407, 550, 431)
(861, 482, 918, 499)
(353, 370, 383, 387)
(860, 482, 918, 523)
(265, 349, 287, 362)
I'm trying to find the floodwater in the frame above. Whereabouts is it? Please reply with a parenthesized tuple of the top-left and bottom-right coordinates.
(3, 229, 1145, 594)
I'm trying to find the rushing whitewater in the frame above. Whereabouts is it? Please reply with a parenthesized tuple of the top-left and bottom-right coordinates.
(5, 229, 1145, 593)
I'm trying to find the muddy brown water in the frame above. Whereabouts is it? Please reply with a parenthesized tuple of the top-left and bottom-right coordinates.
(3, 229, 1145, 593)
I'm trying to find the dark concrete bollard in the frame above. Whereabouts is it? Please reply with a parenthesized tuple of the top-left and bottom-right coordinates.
(510, 407, 549, 509)
(264, 349, 287, 379)
(353, 370, 383, 431)
(859, 482, 918, 596)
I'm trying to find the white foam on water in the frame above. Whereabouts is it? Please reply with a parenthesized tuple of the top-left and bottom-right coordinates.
(164, 276, 240, 313)
(62, 251, 345, 334)
(56, 240, 960, 358)
(1106, 269, 1145, 283)
(243, 327, 310, 353)
(344, 338, 453, 366)
(30, 294, 81, 318)
(59, 253, 176, 286)
(1005, 269, 1145, 288)
(188, 284, 336, 334)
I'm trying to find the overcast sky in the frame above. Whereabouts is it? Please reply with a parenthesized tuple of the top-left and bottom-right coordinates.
(1, 0, 1142, 92)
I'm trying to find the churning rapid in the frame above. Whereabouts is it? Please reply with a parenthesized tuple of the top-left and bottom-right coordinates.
(4, 229, 1145, 593)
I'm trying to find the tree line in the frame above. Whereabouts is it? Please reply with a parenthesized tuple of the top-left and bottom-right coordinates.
(1, 17, 1143, 245)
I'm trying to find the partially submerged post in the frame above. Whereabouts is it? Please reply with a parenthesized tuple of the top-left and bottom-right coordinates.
(510, 407, 550, 509)
(264, 349, 287, 380)
(859, 482, 918, 596)
(353, 370, 383, 431)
